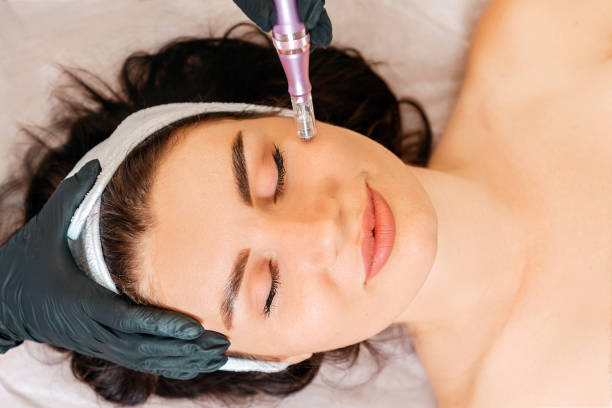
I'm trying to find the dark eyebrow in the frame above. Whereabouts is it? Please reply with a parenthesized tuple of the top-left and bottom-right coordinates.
(221, 248, 250, 330)
(221, 132, 253, 330)
(232, 131, 252, 207)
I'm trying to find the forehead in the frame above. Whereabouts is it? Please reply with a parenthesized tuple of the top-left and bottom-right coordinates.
(143, 119, 250, 332)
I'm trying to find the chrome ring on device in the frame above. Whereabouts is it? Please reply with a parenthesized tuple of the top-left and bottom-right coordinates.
(272, 28, 307, 42)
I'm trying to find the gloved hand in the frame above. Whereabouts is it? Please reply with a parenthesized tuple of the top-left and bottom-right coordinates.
(233, 0, 332, 48)
(0, 160, 229, 380)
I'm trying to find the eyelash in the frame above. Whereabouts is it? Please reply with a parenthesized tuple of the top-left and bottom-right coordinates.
(263, 144, 285, 318)
(264, 259, 280, 317)
(272, 144, 286, 203)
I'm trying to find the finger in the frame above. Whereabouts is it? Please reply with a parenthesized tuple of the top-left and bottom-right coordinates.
(141, 354, 226, 374)
(260, 2, 275, 32)
(298, 0, 325, 30)
(233, 0, 275, 32)
(309, 9, 332, 48)
(121, 363, 211, 380)
(116, 358, 198, 379)
(157, 370, 199, 380)
(100, 336, 228, 377)
(92, 299, 210, 341)
(78, 330, 227, 375)
(48, 159, 101, 230)
(136, 335, 229, 358)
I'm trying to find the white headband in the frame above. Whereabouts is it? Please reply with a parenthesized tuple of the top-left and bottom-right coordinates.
(66, 103, 294, 373)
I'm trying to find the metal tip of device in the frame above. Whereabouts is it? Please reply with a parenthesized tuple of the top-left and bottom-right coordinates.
(298, 123, 316, 141)
(291, 94, 317, 142)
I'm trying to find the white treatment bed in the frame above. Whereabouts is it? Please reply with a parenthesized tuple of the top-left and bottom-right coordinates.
(0, 1, 490, 406)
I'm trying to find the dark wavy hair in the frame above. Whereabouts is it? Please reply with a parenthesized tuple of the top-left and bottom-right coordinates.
(0, 24, 431, 406)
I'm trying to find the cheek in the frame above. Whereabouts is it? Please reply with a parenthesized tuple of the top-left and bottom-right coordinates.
(277, 284, 358, 354)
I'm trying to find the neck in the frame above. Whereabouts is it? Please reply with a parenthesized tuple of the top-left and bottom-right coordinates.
(394, 166, 528, 406)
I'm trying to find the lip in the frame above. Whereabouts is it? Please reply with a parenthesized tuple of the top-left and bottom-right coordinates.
(361, 183, 396, 284)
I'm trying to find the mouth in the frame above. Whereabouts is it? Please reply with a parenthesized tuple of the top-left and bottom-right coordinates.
(361, 183, 396, 284)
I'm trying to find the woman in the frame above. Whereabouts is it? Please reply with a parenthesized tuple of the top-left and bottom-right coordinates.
(0, 19, 430, 405)
(2, 1, 611, 407)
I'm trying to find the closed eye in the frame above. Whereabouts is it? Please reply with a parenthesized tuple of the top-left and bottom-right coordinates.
(264, 259, 280, 317)
(272, 144, 286, 203)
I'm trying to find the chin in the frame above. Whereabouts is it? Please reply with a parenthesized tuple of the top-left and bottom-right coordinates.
(371, 190, 438, 327)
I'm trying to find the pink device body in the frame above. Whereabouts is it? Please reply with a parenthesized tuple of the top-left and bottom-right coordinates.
(272, 0, 317, 141)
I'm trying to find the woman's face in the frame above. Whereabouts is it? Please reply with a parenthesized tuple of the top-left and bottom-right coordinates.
(143, 116, 437, 362)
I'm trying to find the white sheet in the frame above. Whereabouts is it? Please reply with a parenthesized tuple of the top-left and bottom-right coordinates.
(0, 326, 436, 408)
(0, 0, 490, 406)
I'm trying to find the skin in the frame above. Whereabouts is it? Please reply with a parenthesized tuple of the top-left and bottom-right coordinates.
(409, 0, 612, 406)
(139, 0, 612, 406)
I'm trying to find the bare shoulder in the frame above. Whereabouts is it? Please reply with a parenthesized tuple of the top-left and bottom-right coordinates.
(462, 0, 612, 97)
(462, 242, 612, 408)
(429, 0, 612, 175)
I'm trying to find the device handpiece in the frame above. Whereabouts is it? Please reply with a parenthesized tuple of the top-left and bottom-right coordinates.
(272, 0, 317, 141)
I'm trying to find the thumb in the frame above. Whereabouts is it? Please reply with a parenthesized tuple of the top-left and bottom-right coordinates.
(308, 9, 332, 48)
(298, 0, 326, 32)
(46, 160, 101, 229)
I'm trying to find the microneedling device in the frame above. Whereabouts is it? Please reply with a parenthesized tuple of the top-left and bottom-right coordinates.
(272, 0, 317, 141)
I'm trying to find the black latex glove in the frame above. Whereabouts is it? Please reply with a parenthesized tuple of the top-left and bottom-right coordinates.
(233, 0, 332, 48)
(0, 160, 229, 379)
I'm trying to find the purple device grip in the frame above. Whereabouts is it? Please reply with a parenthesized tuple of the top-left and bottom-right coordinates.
(272, 0, 312, 99)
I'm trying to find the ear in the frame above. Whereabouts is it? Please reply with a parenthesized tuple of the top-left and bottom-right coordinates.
(279, 353, 313, 365)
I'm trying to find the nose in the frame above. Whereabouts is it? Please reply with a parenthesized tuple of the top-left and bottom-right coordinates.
(258, 195, 341, 271)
